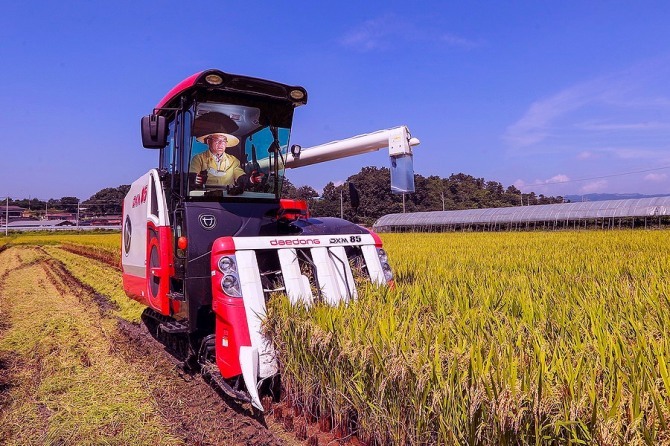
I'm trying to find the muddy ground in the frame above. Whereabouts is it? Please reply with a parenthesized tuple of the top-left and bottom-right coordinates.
(0, 245, 302, 446)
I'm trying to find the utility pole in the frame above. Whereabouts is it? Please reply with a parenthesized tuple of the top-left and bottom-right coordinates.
(440, 191, 445, 211)
(5, 197, 8, 236)
(402, 193, 406, 213)
(340, 187, 343, 219)
(77, 200, 80, 230)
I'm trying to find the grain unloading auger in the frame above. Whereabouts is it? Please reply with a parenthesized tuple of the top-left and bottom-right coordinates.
(121, 69, 419, 410)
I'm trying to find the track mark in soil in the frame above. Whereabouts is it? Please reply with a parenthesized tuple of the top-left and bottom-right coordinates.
(60, 243, 120, 270)
(0, 353, 15, 415)
(39, 256, 120, 316)
(33, 246, 290, 446)
(3, 245, 308, 445)
(0, 247, 18, 418)
(111, 319, 287, 446)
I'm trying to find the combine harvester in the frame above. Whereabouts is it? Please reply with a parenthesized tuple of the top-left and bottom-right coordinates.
(122, 69, 419, 410)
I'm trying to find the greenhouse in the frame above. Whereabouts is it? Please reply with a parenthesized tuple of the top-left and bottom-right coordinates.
(373, 196, 670, 232)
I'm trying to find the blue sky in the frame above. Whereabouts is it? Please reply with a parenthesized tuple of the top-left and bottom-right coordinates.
(2, 1, 670, 201)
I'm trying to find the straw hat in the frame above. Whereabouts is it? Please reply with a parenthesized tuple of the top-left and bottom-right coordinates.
(193, 112, 240, 146)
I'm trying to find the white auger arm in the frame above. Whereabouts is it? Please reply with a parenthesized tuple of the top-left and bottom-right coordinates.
(285, 125, 420, 168)
(257, 125, 420, 192)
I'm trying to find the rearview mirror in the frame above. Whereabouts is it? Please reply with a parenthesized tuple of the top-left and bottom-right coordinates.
(390, 154, 415, 193)
(141, 114, 168, 149)
(290, 144, 301, 158)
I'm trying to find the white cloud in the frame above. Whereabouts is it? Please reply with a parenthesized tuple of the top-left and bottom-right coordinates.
(607, 148, 660, 160)
(577, 151, 596, 160)
(503, 80, 604, 147)
(440, 33, 480, 49)
(580, 180, 608, 194)
(514, 174, 570, 193)
(339, 16, 396, 51)
(576, 121, 670, 131)
(644, 173, 667, 182)
(576, 146, 668, 161)
(546, 174, 570, 183)
(504, 56, 670, 150)
(340, 15, 479, 52)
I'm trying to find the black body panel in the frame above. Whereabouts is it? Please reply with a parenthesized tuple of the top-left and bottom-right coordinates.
(184, 200, 279, 329)
(183, 201, 368, 331)
(288, 217, 368, 236)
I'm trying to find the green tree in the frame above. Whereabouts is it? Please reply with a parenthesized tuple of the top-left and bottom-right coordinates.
(84, 185, 130, 215)
(309, 168, 565, 224)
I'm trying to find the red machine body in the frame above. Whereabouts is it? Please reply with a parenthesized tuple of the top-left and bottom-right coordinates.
(121, 69, 409, 410)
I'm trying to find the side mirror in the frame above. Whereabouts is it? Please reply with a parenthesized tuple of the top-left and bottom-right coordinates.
(141, 114, 168, 149)
(390, 154, 415, 193)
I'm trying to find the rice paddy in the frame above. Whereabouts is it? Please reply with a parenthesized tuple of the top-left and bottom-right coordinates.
(3, 229, 669, 445)
(266, 230, 670, 445)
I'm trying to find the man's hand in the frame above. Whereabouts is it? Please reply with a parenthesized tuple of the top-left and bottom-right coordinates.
(249, 170, 265, 185)
(227, 174, 248, 196)
(195, 170, 208, 187)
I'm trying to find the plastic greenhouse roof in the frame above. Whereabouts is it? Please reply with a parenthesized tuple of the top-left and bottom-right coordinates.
(373, 196, 670, 229)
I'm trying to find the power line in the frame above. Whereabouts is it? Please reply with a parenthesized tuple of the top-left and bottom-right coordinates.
(525, 165, 670, 187)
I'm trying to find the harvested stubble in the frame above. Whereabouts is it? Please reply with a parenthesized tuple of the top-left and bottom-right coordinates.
(264, 230, 670, 445)
(4, 232, 121, 267)
(0, 246, 180, 445)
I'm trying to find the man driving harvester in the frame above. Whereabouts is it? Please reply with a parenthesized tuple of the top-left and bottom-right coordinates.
(190, 112, 263, 193)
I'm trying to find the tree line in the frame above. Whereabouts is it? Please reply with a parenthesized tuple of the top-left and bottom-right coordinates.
(6, 186, 130, 217)
(283, 167, 564, 226)
(7, 168, 563, 225)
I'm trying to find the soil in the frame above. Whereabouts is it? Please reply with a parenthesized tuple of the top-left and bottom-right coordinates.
(60, 243, 121, 270)
(1, 245, 363, 446)
(50, 251, 293, 446)
(111, 318, 291, 446)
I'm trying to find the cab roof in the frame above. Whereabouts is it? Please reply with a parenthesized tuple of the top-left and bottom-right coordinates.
(154, 69, 308, 112)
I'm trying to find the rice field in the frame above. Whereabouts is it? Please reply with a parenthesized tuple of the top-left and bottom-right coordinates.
(3, 229, 669, 445)
(265, 230, 670, 445)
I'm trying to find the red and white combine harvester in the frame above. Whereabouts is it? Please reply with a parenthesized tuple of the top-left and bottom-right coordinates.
(122, 69, 419, 410)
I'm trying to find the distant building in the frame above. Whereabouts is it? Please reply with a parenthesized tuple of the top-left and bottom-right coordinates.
(45, 212, 76, 221)
(0, 205, 26, 223)
(85, 215, 122, 226)
(7, 219, 75, 228)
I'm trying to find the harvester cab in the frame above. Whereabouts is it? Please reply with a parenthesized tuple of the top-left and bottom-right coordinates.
(122, 69, 419, 410)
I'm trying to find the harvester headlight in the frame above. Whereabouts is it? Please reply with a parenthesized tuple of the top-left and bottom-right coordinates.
(289, 89, 305, 100)
(218, 256, 237, 274)
(376, 248, 388, 264)
(221, 274, 242, 297)
(381, 262, 394, 282)
(376, 248, 393, 282)
(205, 74, 223, 85)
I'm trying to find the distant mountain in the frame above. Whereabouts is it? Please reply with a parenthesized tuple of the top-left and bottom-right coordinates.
(564, 193, 670, 203)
